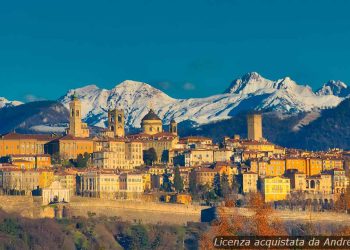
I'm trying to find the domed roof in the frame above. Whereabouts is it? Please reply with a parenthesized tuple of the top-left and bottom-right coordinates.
(142, 109, 161, 121)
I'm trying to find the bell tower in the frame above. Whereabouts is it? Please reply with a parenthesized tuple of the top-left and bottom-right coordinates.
(169, 119, 177, 135)
(67, 93, 89, 138)
(108, 109, 125, 137)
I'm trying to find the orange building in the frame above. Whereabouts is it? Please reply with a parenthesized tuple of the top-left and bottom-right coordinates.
(47, 135, 94, 160)
(285, 158, 307, 175)
(0, 133, 57, 157)
(10, 154, 51, 169)
(307, 158, 323, 176)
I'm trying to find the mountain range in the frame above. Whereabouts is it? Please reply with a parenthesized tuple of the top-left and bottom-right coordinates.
(58, 72, 346, 129)
(1, 72, 349, 150)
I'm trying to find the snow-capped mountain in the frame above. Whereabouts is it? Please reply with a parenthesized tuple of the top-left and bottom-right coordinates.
(0, 97, 23, 109)
(59, 72, 345, 129)
(316, 80, 349, 97)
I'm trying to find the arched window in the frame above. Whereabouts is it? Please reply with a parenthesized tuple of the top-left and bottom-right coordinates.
(71, 109, 74, 117)
(310, 180, 315, 189)
(118, 114, 122, 123)
(76, 110, 80, 117)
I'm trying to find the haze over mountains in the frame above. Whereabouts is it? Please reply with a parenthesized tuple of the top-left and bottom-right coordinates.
(0, 72, 349, 150)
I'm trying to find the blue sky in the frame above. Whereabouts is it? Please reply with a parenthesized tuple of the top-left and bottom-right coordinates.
(1, 0, 350, 102)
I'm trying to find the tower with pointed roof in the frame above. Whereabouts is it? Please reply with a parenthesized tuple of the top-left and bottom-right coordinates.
(67, 94, 89, 138)
(141, 109, 163, 135)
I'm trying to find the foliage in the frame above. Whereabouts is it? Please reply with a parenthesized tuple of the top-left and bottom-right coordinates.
(143, 148, 157, 165)
(221, 174, 231, 198)
(213, 173, 222, 197)
(76, 153, 91, 168)
(161, 170, 173, 192)
(173, 166, 184, 192)
(0, 218, 22, 237)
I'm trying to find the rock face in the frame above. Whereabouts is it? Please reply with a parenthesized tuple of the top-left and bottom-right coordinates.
(316, 80, 349, 97)
(59, 72, 345, 128)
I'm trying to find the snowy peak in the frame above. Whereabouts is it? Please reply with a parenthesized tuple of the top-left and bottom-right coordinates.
(0, 97, 23, 109)
(59, 80, 176, 127)
(225, 72, 274, 94)
(224, 72, 314, 96)
(57, 73, 346, 129)
(316, 80, 349, 97)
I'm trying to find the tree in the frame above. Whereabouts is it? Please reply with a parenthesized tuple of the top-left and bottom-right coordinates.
(189, 169, 197, 195)
(213, 173, 222, 197)
(51, 153, 61, 165)
(221, 174, 231, 198)
(143, 148, 157, 166)
(76, 153, 90, 168)
(232, 174, 241, 194)
(173, 166, 184, 192)
(161, 170, 173, 192)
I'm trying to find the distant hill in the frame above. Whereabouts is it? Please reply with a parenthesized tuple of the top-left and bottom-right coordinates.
(0, 101, 69, 134)
(180, 98, 350, 150)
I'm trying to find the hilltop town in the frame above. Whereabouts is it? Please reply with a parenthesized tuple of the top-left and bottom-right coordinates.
(0, 94, 349, 213)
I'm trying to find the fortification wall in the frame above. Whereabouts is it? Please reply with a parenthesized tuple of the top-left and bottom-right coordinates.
(67, 196, 206, 225)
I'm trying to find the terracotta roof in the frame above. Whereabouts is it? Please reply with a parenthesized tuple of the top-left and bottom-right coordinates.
(0, 132, 59, 141)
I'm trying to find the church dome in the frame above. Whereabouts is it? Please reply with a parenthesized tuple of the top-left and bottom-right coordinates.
(142, 109, 161, 121)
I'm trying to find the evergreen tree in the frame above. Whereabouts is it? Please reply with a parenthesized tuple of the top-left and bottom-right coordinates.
(213, 173, 222, 197)
(221, 173, 231, 198)
(161, 170, 173, 192)
(173, 166, 184, 192)
(232, 174, 241, 194)
(189, 169, 197, 195)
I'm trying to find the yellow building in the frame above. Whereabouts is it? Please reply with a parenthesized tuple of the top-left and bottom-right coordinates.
(0, 168, 39, 195)
(47, 135, 94, 160)
(305, 174, 332, 195)
(249, 158, 285, 177)
(79, 169, 120, 198)
(0, 133, 56, 157)
(185, 149, 214, 167)
(247, 113, 262, 141)
(66, 94, 89, 138)
(307, 158, 323, 176)
(242, 140, 275, 153)
(10, 154, 51, 169)
(11, 159, 35, 170)
(284, 169, 306, 191)
(242, 172, 258, 193)
(262, 176, 290, 202)
(93, 139, 143, 170)
(329, 168, 348, 194)
(54, 171, 76, 195)
(286, 158, 307, 175)
(213, 149, 233, 162)
(322, 158, 343, 171)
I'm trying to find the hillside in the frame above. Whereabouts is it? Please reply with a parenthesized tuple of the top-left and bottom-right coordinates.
(181, 98, 350, 150)
(0, 101, 69, 134)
